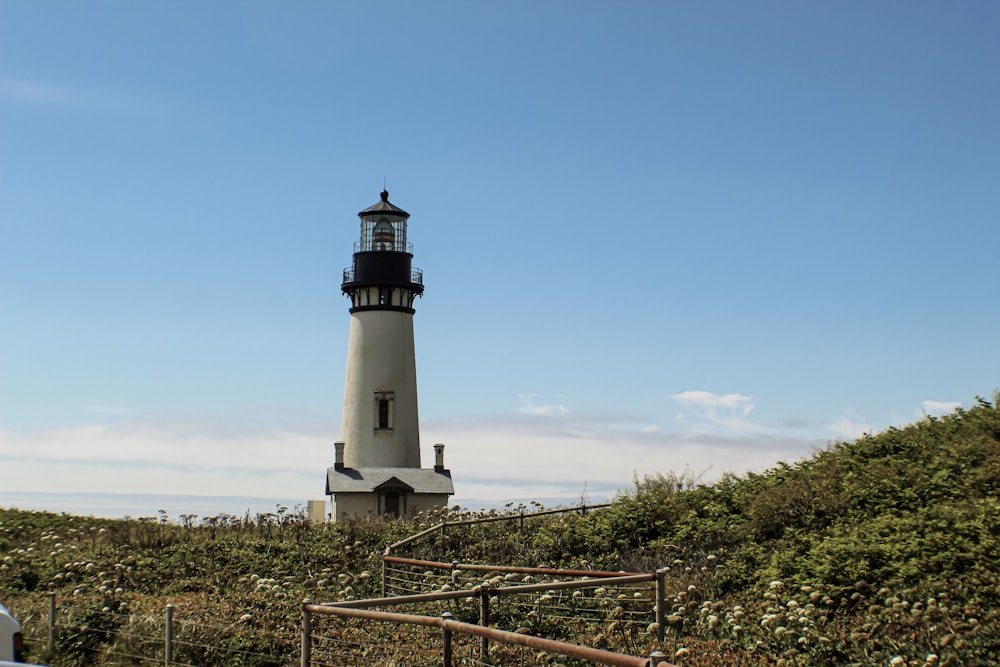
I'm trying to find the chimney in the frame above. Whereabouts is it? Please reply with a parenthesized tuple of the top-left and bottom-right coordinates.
(334, 441, 345, 470)
(434, 443, 446, 472)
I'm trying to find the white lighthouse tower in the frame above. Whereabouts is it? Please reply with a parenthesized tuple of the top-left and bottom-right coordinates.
(325, 190, 454, 520)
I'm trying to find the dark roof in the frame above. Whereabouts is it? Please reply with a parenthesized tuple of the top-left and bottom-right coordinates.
(326, 466, 454, 495)
(358, 190, 410, 219)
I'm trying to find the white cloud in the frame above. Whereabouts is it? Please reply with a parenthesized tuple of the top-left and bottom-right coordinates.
(424, 412, 820, 504)
(517, 394, 572, 417)
(0, 403, 825, 516)
(672, 391, 755, 415)
(920, 400, 961, 416)
(0, 422, 331, 499)
(0, 77, 157, 111)
(671, 390, 758, 433)
(827, 407, 872, 440)
(0, 78, 81, 105)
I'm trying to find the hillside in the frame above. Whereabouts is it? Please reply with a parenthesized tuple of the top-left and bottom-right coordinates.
(2, 398, 998, 665)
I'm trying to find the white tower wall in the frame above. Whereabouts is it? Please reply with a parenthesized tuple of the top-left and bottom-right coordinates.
(340, 307, 421, 468)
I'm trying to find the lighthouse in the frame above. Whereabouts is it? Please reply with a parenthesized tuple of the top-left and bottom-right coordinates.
(325, 190, 454, 520)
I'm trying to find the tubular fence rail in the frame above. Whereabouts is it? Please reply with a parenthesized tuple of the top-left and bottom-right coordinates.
(382, 557, 669, 638)
(302, 603, 674, 667)
(18, 592, 294, 666)
(307, 558, 672, 666)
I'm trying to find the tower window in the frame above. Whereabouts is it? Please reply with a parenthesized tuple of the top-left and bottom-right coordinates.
(374, 392, 394, 431)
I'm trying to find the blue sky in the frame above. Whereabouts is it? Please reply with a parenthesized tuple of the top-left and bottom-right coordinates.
(2, 1, 998, 518)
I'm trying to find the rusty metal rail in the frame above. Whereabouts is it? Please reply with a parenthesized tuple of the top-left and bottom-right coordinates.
(314, 567, 668, 664)
(386, 554, 638, 578)
(382, 553, 636, 600)
(302, 603, 674, 667)
(323, 571, 658, 608)
(373, 556, 669, 643)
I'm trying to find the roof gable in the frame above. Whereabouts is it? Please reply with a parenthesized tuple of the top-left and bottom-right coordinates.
(374, 476, 414, 493)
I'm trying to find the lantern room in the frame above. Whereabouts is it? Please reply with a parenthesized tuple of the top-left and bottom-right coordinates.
(342, 189, 424, 311)
(357, 189, 410, 253)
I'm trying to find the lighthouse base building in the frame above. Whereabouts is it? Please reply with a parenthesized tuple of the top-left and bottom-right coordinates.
(326, 442, 454, 521)
(324, 190, 454, 521)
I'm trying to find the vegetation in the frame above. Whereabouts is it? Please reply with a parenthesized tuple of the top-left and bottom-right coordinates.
(2, 398, 998, 665)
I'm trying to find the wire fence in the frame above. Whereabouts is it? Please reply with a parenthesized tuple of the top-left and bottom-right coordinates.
(12, 580, 670, 666)
(303, 604, 672, 667)
(305, 559, 671, 666)
(379, 557, 665, 643)
(17, 593, 296, 666)
(300, 503, 674, 666)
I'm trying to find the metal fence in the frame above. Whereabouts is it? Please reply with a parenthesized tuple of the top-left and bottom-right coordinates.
(382, 557, 667, 637)
(300, 503, 677, 666)
(302, 603, 673, 667)
(22, 580, 670, 667)
(305, 559, 671, 666)
(19, 593, 294, 666)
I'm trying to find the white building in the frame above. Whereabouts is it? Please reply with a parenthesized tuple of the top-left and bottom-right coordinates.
(325, 191, 454, 520)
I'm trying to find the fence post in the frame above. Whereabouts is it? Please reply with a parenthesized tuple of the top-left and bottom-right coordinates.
(478, 585, 491, 662)
(382, 548, 389, 598)
(164, 603, 174, 666)
(441, 612, 453, 667)
(655, 568, 667, 643)
(300, 599, 312, 667)
(649, 649, 667, 665)
(47, 591, 56, 652)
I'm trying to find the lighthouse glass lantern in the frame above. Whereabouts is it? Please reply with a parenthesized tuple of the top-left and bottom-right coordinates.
(363, 212, 406, 253)
(359, 192, 409, 253)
